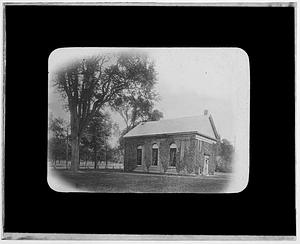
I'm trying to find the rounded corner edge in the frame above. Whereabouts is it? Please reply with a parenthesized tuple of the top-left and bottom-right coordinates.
(234, 47, 250, 63)
(48, 48, 64, 63)
(48, 47, 69, 65)
(47, 174, 63, 193)
(229, 176, 249, 194)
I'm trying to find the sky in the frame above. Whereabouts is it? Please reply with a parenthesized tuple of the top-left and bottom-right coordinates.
(48, 48, 250, 146)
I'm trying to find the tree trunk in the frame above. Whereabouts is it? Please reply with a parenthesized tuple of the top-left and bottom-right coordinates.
(66, 128, 68, 169)
(70, 110, 80, 172)
(94, 147, 97, 169)
(70, 135, 80, 172)
(105, 145, 108, 169)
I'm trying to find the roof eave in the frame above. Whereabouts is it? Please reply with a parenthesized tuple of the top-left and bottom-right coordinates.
(124, 131, 217, 141)
(195, 132, 217, 142)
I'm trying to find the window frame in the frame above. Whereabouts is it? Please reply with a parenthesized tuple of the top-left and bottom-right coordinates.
(169, 143, 177, 167)
(152, 143, 159, 166)
(136, 145, 142, 166)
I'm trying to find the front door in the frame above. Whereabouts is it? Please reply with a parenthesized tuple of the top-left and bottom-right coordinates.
(203, 155, 209, 175)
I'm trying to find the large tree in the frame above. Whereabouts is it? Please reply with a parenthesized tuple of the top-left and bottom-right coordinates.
(52, 52, 158, 171)
(110, 54, 163, 155)
(111, 54, 163, 130)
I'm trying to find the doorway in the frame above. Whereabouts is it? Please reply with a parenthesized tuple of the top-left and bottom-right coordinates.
(203, 155, 209, 175)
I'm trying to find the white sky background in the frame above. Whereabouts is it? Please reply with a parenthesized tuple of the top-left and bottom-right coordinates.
(49, 48, 249, 146)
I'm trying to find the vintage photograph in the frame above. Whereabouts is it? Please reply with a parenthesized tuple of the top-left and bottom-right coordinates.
(3, 2, 296, 240)
(48, 48, 249, 193)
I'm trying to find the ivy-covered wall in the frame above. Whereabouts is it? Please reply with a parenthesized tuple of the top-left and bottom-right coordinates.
(124, 133, 217, 175)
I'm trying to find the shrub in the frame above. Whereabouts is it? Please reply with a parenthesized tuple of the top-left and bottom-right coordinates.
(215, 157, 233, 173)
(161, 159, 169, 173)
(145, 158, 151, 172)
(176, 158, 185, 174)
(159, 143, 170, 173)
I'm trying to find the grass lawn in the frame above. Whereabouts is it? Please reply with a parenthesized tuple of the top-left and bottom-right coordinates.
(51, 169, 232, 193)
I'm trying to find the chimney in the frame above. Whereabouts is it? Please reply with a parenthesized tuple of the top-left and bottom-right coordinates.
(204, 109, 208, 116)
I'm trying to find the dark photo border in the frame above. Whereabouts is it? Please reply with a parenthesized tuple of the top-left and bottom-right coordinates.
(3, 3, 296, 240)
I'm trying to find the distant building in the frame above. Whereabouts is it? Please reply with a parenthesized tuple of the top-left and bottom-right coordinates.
(123, 111, 220, 175)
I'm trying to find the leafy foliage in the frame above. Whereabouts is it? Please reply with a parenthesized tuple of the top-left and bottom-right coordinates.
(143, 144, 152, 172)
(80, 136, 91, 165)
(52, 55, 131, 135)
(159, 145, 170, 173)
(81, 111, 113, 168)
(148, 109, 164, 122)
(216, 139, 234, 172)
(49, 115, 66, 139)
(110, 54, 164, 163)
(110, 147, 124, 164)
(48, 115, 68, 164)
(48, 137, 65, 164)
(52, 52, 162, 171)
(111, 53, 163, 129)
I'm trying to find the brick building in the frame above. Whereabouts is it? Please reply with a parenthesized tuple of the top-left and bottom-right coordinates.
(123, 111, 220, 175)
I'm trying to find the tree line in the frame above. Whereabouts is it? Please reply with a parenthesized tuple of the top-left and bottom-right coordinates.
(48, 112, 114, 169)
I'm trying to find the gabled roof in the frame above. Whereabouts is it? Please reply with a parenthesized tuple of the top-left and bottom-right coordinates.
(123, 115, 219, 140)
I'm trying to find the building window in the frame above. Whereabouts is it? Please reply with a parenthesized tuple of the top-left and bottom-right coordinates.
(152, 144, 158, 166)
(169, 143, 177, 167)
(137, 146, 142, 166)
